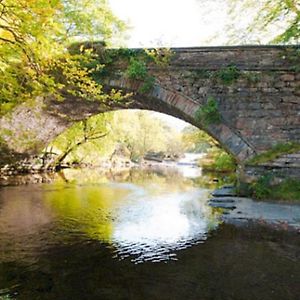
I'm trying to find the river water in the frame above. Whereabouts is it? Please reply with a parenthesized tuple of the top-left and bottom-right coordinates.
(0, 166, 299, 300)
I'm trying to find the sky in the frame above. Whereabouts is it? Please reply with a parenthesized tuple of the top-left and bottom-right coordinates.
(107, 0, 287, 130)
(109, 0, 229, 48)
(108, 0, 230, 130)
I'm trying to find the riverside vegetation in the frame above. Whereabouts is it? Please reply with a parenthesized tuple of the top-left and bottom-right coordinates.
(0, 0, 299, 202)
(242, 142, 300, 201)
(43, 110, 236, 174)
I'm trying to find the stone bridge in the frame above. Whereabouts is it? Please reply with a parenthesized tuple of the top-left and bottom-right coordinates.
(0, 45, 299, 178)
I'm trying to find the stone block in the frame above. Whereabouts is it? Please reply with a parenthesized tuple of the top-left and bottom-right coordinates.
(274, 81, 285, 88)
(280, 74, 295, 81)
(257, 82, 269, 88)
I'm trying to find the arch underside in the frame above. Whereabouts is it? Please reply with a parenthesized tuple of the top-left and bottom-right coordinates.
(0, 80, 256, 166)
(104, 79, 257, 163)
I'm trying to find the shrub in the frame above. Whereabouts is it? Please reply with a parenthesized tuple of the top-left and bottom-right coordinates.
(251, 174, 272, 199)
(217, 65, 240, 85)
(139, 76, 155, 94)
(126, 58, 147, 80)
(200, 148, 236, 172)
(195, 96, 221, 126)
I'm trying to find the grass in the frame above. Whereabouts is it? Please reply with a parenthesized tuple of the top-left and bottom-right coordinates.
(271, 179, 300, 201)
(238, 176, 300, 201)
(247, 142, 300, 165)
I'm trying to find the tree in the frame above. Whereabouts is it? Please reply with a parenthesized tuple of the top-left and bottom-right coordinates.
(0, 0, 126, 114)
(109, 111, 172, 161)
(44, 113, 111, 168)
(46, 110, 186, 166)
(226, 0, 300, 44)
(181, 126, 218, 153)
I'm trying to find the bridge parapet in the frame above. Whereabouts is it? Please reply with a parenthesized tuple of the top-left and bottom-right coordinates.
(164, 46, 298, 71)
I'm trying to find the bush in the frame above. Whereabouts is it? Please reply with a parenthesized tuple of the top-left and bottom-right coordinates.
(251, 175, 272, 199)
(126, 58, 147, 80)
(195, 96, 221, 126)
(216, 65, 240, 85)
(199, 147, 236, 172)
(238, 176, 300, 201)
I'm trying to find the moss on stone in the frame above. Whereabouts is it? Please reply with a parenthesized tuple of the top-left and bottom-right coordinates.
(247, 142, 300, 165)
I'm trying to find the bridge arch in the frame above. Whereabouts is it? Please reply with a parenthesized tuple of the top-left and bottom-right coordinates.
(105, 78, 256, 162)
(0, 79, 255, 166)
(0, 46, 299, 171)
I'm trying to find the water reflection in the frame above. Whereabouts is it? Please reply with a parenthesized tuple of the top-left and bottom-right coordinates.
(112, 188, 217, 263)
(0, 167, 221, 265)
(1, 168, 299, 300)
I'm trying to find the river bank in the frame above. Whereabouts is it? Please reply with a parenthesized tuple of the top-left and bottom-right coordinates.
(208, 186, 300, 232)
(1, 164, 299, 232)
(0, 166, 299, 300)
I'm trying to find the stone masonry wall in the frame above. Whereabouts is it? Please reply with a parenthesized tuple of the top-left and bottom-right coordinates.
(149, 46, 300, 153)
(0, 46, 299, 176)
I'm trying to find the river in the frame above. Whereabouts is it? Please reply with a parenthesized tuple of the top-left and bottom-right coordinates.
(0, 166, 299, 300)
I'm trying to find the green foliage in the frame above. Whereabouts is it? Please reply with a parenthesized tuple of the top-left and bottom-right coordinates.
(199, 147, 236, 172)
(144, 48, 174, 66)
(60, 0, 126, 43)
(251, 174, 273, 199)
(125, 58, 155, 94)
(76, 46, 173, 95)
(240, 175, 300, 201)
(216, 65, 240, 85)
(187, 66, 241, 85)
(45, 113, 112, 168)
(247, 142, 300, 165)
(243, 71, 262, 83)
(282, 48, 300, 72)
(195, 96, 221, 126)
(46, 110, 185, 166)
(126, 58, 148, 80)
(271, 178, 300, 201)
(0, 296, 14, 300)
(226, 0, 300, 44)
(0, 0, 126, 115)
(192, 69, 213, 79)
(181, 126, 217, 152)
(212, 152, 236, 172)
(139, 76, 155, 93)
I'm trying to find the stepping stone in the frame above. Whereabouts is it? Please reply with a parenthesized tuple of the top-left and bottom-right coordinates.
(211, 186, 237, 197)
(209, 202, 237, 210)
(209, 197, 236, 203)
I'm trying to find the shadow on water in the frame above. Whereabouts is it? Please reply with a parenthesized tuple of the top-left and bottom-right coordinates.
(0, 167, 299, 300)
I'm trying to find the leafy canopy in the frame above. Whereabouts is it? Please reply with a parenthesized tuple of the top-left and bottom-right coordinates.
(0, 0, 126, 114)
(46, 110, 185, 166)
(226, 0, 300, 44)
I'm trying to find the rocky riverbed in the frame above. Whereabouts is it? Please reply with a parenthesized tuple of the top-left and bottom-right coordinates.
(209, 186, 300, 231)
